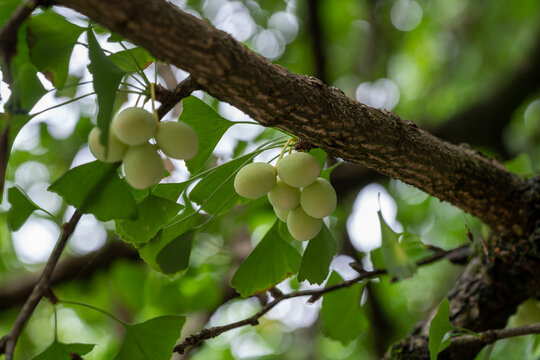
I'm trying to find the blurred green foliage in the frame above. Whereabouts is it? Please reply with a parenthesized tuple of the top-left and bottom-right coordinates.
(0, 0, 539, 359)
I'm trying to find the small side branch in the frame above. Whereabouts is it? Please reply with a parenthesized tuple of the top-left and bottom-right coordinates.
(454, 323, 540, 346)
(174, 245, 471, 354)
(156, 76, 199, 119)
(0, 210, 82, 360)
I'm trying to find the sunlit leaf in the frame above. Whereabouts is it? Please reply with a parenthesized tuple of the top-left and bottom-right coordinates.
(189, 154, 252, 214)
(181, 97, 234, 173)
(152, 181, 189, 202)
(7, 186, 40, 231)
(138, 212, 202, 274)
(115, 194, 183, 245)
(297, 225, 336, 284)
(31, 341, 94, 360)
(27, 11, 84, 89)
(429, 298, 453, 360)
(108, 47, 154, 73)
(48, 161, 138, 221)
(231, 221, 301, 297)
(114, 316, 185, 360)
(321, 271, 367, 344)
(378, 210, 416, 279)
(87, 28, 125, 147)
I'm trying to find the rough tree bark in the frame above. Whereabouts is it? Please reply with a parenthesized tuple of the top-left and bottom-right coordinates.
(39, 0, 540, 358)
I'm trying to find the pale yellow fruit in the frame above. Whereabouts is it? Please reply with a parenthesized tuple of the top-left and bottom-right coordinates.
(155, 121, 198, 160)
(268, 178, 300, 210)
(233, 162, 276, 199)
(123, 142, 164, 189)
(112, 107, 157, 146)
(287, 207, 323, 241)
(88, 127, 127, 163)
(300, 178, 337, 218)
(274, 207, 289, 222)
(277, 152, 320, 188)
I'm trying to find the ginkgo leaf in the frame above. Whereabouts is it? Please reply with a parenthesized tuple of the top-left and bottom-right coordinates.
(115, 194, 183, 245)
(231, 221, 301, 297)
(31, 341, 94, 360)
(48, 161, 138, 221)
(7, 186, 40, 231)
(114, 316, 185, 360)
(378, 210, 416, 279)
(181, 97, 233, 173)
(297, 225, 336, 284)
(321, 271, 367, 344)
(429, 298, 453, 360)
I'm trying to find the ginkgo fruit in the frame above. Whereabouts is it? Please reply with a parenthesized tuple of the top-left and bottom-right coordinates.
(88, 127, 127, 163)
(300, 178, 337, 218)
(234, 162, 277, 199)
(268, 178, 300, 210)
(274, 207, 289, 222)
(277, 152, 320, 188)
(123, 142, 164, 189)
(287, 207, 323, 241)
(112, 107, 157, 146)
(155, 121, 198, 160)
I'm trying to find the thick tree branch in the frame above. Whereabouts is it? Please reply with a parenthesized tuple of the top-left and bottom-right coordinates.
(174, 245, 471, 354)
(0, 210, 82, 360)
(52, 0, 536, 237)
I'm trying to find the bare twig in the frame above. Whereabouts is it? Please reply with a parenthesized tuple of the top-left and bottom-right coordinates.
(0, 211, 82, 359)
(156, 76, 199, 119)
(174, 245, 471, 354)
(451, 323, 540, 348)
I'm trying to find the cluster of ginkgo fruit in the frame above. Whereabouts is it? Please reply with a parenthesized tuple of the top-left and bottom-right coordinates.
(234, 151, 337, 241)
(88, 107, 198, 189)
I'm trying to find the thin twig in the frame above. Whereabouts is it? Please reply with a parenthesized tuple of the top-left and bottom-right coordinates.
(156, 76, 199, 118)
(453, 323, 540, 346)
(0, 211, 82, 359)
(174, 244, 471, 354)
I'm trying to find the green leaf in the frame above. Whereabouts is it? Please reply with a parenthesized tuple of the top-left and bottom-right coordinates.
(31, 341, 94, 360)
(181, 97, 234, 173)
(155, 229, 196, 274)
(321, 271, 367, 344)
(400, 232, 431, 261)
(308, 148, 327, 169)
(231, 221, 301, 297)
(152, 182, 189, 202)
(7, 186, 40, 231)
(48, 161, 138, 221)
(87, 28, 126, 147)
(115, 316, 185, 360)
(115, 195, 183, 245)
(138, 212, 202, 274)
(378, 210, 416, 279)
(27, 11, 84, 89)
(108, 47, 153, 73)
(504, 153, 534, 176)
(320, 162, 342, 181)
(189, 154, 252, 214)
(297, 225, 337, 284)
(429, 298, 453, 360)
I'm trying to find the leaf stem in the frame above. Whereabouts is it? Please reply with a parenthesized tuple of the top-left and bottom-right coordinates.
(30, 92, 96, 118)
(59, 300, 128, 326)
